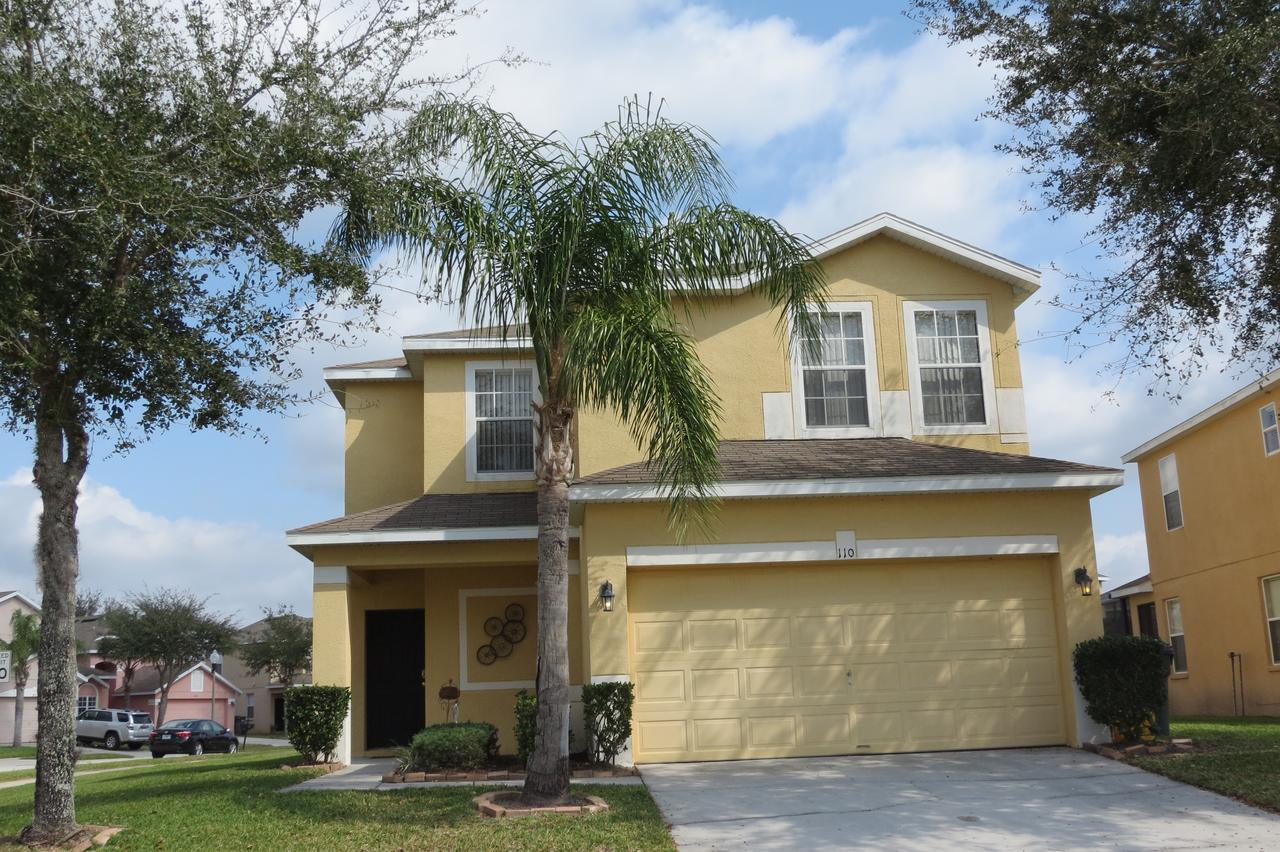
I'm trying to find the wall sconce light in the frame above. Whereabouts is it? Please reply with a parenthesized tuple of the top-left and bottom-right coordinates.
(600, 581, 615, 612)
(1074, 566, 1094, 597)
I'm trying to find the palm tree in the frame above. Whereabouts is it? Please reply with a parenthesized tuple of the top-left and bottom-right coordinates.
(1, 611, 41, 747)
(334, 96, 827, 803)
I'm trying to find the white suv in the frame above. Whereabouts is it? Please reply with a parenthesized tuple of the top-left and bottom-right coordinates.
(75, 708, 153, 750)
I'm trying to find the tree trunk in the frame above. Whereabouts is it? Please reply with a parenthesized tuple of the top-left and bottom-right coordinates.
(157, 684, 170, 727)
(12, 675, 25, 748)
(23, 397, 88, 844)
(523, 400, 574, 804)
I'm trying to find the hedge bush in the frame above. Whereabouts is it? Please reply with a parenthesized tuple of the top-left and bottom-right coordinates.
(582, 681, 634, 765)
(283, 685, 350, 764)
(404, 722, 499, 771)
(514, 689, 537, 766)
(1073, 635, 1170, 742)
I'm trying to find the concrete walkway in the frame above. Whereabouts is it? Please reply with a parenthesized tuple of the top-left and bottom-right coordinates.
(642, 747, 1280, 851)
(280, 758, 643, 792)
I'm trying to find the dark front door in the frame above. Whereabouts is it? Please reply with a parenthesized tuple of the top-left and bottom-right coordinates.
(273, 694, 285, 732)
(365, 609, 426, 749)
(1137, 602, 1159, 638)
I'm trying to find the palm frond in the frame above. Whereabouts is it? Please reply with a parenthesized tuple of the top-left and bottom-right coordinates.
(561, 291, 722, 535)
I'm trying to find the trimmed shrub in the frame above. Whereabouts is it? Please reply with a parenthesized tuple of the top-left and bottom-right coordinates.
(405, 722, 499, 771)
(284, 685, 351, 764)
(582, 681, 634, 765)
(514, 689, 538, 767)
(1073, 635, 1170, 742)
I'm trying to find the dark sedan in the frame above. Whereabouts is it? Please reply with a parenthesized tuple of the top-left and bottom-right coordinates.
(149, 719, 239, 757)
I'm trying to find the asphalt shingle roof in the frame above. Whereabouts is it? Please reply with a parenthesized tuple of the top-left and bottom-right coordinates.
(578, 438, 1118, 485)
(289, 491, 538, 535)
(328, 356, 408, 370)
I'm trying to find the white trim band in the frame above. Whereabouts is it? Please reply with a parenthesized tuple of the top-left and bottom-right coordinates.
(572, 471, 1123, 502)
(288, 525, 581, 548)
(323, 366, 414, 382)
(625, 534, 1060, 567)
(403, 337, 533, 352)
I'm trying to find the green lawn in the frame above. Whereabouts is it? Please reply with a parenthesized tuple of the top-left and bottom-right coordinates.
(0, 752, 674, 850)
(1132, 716, 1280, 812)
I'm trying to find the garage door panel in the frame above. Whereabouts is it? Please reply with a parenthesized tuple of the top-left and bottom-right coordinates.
(629, 559, 1066, 762)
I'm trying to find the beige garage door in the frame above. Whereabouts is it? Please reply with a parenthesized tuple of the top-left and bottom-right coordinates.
(628, 558, 1066, 763)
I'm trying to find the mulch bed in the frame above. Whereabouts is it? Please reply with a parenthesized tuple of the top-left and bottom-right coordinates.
(1083, 738, 1199, 760)
(473, 790, 609, 818)
(383, 764, 638, 784)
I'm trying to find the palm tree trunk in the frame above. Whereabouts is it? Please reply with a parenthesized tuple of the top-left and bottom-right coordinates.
(523, 401, 574, 804)
(12, 675, 25, 748)
(23, 395, 87, 843)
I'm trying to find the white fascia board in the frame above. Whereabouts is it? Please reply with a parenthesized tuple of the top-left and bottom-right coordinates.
(1121, 368, 1280, 462)
(322, 366, 414, 382)
(287, 525, 581, 548)
(0, 591, 41, 612)
(402, 337, 533, 352)
(1105, 580, 1153, 598)
(572, 471, 1123, 502)
(627, 535, 1059, 567)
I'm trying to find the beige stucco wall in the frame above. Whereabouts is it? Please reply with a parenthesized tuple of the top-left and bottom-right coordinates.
(1132, 383, 1280, 716)
(341, 380, 425, 514)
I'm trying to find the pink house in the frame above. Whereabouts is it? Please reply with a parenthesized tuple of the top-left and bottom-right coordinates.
(118, 663, 241, 727)
(76, 615, 242, 727)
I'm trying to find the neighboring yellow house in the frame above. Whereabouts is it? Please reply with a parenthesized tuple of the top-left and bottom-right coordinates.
(287, 212, 1123, 764)
(1122, 369, 1280, 716)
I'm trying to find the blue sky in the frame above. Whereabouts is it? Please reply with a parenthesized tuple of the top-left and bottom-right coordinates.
(0, 0, 1251, 619)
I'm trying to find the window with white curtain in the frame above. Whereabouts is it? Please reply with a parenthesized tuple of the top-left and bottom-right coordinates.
(1165, 598, 1187, 673)
(798, 309, 875, 429)
(903, 300, 995, 433)
(466, 361, 537, 480)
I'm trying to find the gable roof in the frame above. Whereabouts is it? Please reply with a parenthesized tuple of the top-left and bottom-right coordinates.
(0, 591, 41, 613)
(805, 213, 1040, 304)
(324, 213, 1042, 377)
(1121, 368, 1280, 462)
(1102, 573, 1152, 599)
(126, 662, 243, 696)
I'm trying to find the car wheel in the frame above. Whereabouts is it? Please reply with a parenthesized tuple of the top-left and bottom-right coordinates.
(191, 742, 203, 756)
(227, 741, 238, 755)
(103, 732, 120, 750)
(128, 743, 142, 751)
(151, 752, 164, 759)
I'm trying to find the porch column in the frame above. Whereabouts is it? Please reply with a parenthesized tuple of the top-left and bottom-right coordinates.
(313, 565, 353, 765)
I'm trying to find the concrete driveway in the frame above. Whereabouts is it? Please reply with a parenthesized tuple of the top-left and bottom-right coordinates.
(641, 747, 1280, 851)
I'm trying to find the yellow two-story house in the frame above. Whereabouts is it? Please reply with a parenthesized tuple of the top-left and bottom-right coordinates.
(287, 213, 1122, 764)
(1122, 369, 1280, 716)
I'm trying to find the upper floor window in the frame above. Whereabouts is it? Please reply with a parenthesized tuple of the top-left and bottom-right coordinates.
(790, 303, 880, 437)
(1262, 403, 1279, 456)
(466, 361, 537, 480)
(1158, 453, 1183, 531)
(1165, 598, 1187, 673)
(1263, 575, 1280, 665)
(902, 300, 996, 434)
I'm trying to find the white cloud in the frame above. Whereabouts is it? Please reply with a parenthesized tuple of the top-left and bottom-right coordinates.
(424, 1, 864, 145)
(0, 470, 306, 621)
(1096, 531, 1150, 591)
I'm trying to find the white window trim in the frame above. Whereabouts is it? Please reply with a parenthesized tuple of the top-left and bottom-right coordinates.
(1166, 598, 1187, 673)
(1261, 402, 1279, 457)
(1158, 453, 1184, 532)
(901, 299, 998, 435)
(191, 669, 204, 693)
(789, 301, 882, 438)
(464, 359, 540, 482)
(77, 695, 97, 713)
(1263, 574, 1280, 665)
